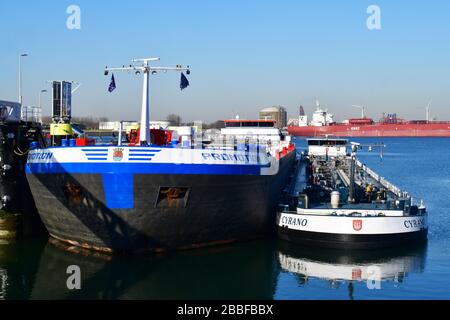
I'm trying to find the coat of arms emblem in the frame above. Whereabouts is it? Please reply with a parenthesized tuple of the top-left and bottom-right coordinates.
(113, 148, 124, 161)
(353, 220, 363, 231)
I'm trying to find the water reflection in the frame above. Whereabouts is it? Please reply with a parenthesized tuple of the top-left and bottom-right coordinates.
(277, 241, 428, 299)
(28, 239, 278, 300)
(0, 239, 48, 300)
(1, 237, 429, 300)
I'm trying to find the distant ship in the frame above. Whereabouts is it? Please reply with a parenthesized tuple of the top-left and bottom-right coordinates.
(288, 102, 450, 137)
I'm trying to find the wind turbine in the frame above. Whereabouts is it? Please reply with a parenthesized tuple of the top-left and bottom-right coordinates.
(352, 105, 366, 119)
(426, 99, 432, 122)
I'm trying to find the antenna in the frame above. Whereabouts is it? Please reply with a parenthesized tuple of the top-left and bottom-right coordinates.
(104, 57, 190, 145)
(132, 57, 161, 64)
(352, 105, 365, 118)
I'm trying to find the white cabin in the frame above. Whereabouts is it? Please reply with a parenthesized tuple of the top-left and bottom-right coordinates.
(307, 138, 348, 157)
(221, 120, 282, 141)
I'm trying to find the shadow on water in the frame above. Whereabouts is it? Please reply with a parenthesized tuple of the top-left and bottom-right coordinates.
(22, 238, 279, 300)
(276, 241, 428, 300)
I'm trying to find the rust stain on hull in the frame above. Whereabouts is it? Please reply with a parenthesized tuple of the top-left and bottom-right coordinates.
(48, 234, 253, 255)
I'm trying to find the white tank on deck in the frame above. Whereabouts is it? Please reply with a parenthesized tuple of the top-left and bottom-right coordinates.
(177, 126, 194, 148)
(331, 191, 340, 209)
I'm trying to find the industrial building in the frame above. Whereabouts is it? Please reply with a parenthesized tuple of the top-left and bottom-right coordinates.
(259, 106, 287, 129)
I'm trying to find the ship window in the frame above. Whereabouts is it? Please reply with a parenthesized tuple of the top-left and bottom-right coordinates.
(308, 140, 347, 146)
(155, 187, 190, 208)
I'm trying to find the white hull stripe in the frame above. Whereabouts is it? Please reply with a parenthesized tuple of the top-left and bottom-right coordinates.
(277, 212, 428, 235)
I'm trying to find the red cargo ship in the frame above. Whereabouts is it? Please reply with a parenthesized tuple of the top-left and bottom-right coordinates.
(288, 105, 450, 137)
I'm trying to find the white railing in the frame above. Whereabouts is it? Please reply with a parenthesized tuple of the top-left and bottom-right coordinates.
(356, 160, 404, 197)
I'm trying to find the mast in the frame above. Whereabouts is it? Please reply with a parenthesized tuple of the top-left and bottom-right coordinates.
(348, 145, 357, 203)
(105, 57, 190, 145)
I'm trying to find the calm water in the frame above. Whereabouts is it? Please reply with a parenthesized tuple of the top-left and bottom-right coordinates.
(1, 137, 450, 300)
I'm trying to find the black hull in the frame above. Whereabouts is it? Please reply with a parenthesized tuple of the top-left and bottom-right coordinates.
(278, 227, 428, 250)
(26, 152, 295, 252)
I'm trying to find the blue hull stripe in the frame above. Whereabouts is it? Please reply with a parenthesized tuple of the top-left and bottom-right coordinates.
(129, 149, 161, 153)
(102, 173, 134, 209)
(129, 153, 156, 157)
(87, 158, 108, 161)
(82, 149, 109, 152)
(84, 153, 108, 156)
(128, 158, 153, 161)
(26, 162, 263, 175)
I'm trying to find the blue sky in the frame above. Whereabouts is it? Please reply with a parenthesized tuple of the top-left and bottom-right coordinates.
(0, 0, 449, 122)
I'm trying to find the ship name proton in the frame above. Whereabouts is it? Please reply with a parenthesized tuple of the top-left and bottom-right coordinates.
(281, 216, 308, 227)
(404, 218, 426, 229)
(27, 152, 54, 161)
(202, 153, 258, 162)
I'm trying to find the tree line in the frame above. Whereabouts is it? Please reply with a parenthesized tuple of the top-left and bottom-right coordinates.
(41, 116, 109, 130)
(41, 114, 225, 130)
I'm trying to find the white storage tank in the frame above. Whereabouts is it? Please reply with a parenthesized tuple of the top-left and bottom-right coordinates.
(177, 126, 194, 148)
(331, 191, 340, 209)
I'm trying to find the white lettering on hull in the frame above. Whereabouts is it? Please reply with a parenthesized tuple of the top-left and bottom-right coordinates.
(278, 213, 427, 235)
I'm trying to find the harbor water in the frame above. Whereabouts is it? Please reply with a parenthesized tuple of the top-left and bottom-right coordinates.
(1, 137, 450, 300)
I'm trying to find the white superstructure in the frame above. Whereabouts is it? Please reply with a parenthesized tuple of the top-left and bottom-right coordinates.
(220, 120, 286, 147)
(309, 101, 335, 126)
(307, 138, 349, 158)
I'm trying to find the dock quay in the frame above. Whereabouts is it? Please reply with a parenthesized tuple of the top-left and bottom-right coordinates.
(0, 103, 47, 242)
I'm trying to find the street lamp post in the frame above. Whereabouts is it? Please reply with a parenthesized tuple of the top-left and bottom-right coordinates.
(36, 89, 47, 124)
(19, 53, 29, 105)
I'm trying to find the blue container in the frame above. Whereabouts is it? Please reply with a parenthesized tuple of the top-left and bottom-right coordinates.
(182, 141, 190, 148)
(30, 141, 39, 150)
(69, 139, 76, 147)
(61, 139, 68, 147)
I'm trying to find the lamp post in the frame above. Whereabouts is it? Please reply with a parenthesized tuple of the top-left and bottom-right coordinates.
(19, 53, 29, 105)
(34, 89, 47, 124)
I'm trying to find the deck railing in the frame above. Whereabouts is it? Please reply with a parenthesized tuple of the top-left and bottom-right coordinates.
(356, 160, 404, 198)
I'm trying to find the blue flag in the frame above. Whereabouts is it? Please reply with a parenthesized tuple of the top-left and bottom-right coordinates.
(108, 74, 116, 92)
(180, 72, 189, 91)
